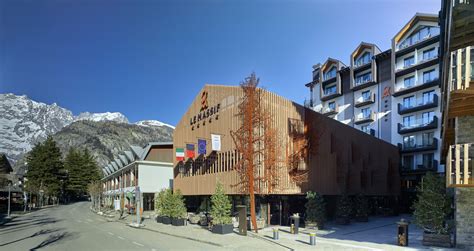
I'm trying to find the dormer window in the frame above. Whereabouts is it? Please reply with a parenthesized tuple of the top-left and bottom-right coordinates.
(355, 72, 372, 85)
(397, 26, 440, 50)
(324, 66, 337, 80)
(355, 52, 371, 67)
(323, 85, 337, 96)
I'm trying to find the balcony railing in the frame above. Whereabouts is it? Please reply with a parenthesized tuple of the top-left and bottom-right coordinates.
(393, 78, 439, 97)
(398, 116, 438, 134)
(355, 93, 376, 107)
(446, 143, 474, 187)
(354, 111, 375, 124)
(400, 138, 438, 153)
(395, 55, 438, 72)
(398, 94, 438, 115)
(402, 159, 438, 172)
(316, 104, 339, 116)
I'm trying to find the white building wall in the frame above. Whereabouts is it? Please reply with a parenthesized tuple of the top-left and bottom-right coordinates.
(138, 162, 174, 193)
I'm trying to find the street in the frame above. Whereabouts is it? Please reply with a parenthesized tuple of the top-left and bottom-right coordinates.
(0, 202, 219, 251)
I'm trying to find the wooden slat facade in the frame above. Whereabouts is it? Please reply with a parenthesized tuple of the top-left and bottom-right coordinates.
(173, 85, 400, 196)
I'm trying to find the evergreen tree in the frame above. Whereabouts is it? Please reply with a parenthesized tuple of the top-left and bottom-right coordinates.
(412, 172, 451, 234)
(169, 189, 187, 219)
(210, 182, 232, 225)
(305, 191, 326, 227)
(64, 147, 101, 199)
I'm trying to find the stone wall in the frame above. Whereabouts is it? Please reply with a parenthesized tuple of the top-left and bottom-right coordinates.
(455, 187, 474, 248)
(456, 116, 474, 144)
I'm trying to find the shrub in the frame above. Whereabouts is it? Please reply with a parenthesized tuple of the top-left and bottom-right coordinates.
(169, 189, 187, 219)
(354, 194, 369, 219)
(154, 189, 167, 216)
(210, 182, 232, 225)
(335, 193, 352, 219)
(305, 191, 326, 225)
(412, 172, 451, 234)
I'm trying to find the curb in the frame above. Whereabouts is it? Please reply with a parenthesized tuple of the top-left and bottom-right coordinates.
(247, 231, 295, 251)
(140, 226, 224, 247)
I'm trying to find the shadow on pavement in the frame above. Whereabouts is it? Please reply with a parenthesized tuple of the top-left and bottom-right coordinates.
(29, 231, 76, 251)
(0, 215, 62, 236)
(0, 228, 63, 247)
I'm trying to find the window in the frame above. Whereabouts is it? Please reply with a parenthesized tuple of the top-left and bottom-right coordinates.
(403, 135, 416, 148)
(403, 96, 415, 108)
(361, 125, 368, 133)
(403, 155, 414, 170)
(422, 111, 434, 124)
(361, 90, 371, 101)
(403, 115, 414, 127)
(397, 26, 440, 50)
(361, 108, 371, 119)
(324, 85, 337, 96)
(404, 76, 415, 88)
(324, 66, 337, 80)
(423, 69, 437, 83)
(355, 52, 371, 67)
(422, 153, 434, 169)
(422, 132, 434, 146)
(355, 72, 372, 85)
(422, 90, 435, 104)
(328, 101, 336, 111)
(404, 56, 415, 68)
(422, 48, 437, 61)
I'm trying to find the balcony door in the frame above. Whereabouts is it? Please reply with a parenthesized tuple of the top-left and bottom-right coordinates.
(422, 90, 435, 105)
(422, 111, 434, 124)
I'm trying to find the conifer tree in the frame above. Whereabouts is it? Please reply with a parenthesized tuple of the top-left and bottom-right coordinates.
(335, 193, 352, 223)
(412, 172, 451, 234)
(305, 191, 326, 228)
(210, 182, 232, 225)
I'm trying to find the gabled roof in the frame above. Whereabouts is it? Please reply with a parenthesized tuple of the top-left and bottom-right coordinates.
(139, 142, 173, 160)
(130, 145, 144, 159)
(111, 162, 119, 171)
(321, 57, 346, 72)
(114, 158, 123, 168)
(393, 13, 438, 43)
(351, 42, 381, 59)
(119, 154, 129, 166)
(124, 151, 134, 162)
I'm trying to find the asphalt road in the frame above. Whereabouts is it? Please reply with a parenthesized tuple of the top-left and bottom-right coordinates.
(0, 202, 218, 251)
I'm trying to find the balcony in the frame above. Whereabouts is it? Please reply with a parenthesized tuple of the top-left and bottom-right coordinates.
(395, 56, 439, 77)
(354, 111, 375, 125)
(399, 138, 438, 153)
(393, 78, 439, 97)
(355, 93, 376, 108)
(397, 116, 438, 134)
(361, 128, 375, 136)
(395, 35, 440, 57)
(352, 78, 377, 91)
(353, 61, 371, 74)
(401, 159, 438, 173)
(321, 89, 341, 101)
(317, 104, 339, 116)
(446, 143, 474, 187)
(398, 94, 439, 115)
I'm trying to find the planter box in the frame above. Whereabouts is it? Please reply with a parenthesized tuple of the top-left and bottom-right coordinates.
(422, 233, 452, 248)
(162, 216, 171, 225)
(212, 224, 233, 234)
(171, 218, 186, 226)
(189, 214, 201, 224)
(336, 217, 350, 225)
(156, 216, 163, 223)
(247, 219, 265, 230)
(306, 222, 325, 230)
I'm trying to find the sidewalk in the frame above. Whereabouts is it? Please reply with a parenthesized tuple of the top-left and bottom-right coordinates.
(95, 210, 456, 250)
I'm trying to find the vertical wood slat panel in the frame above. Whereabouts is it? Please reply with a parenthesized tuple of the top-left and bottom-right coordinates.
(464, 144, 469, 184)
(455, 144, 461, 184)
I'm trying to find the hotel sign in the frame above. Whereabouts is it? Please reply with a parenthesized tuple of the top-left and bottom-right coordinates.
(190, 91, 221, 129)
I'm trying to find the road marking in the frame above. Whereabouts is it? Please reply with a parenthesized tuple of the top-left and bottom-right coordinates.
(117, 236, 125, 240)
(108, 232, 114, 236)
(133, 242, 144, 247)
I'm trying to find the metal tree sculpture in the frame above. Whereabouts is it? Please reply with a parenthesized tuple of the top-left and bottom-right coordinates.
(230, 73, 281, 233)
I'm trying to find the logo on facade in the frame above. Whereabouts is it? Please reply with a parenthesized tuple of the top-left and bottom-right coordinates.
(382, 87, 391, 98)
(200, 91, 209, 111)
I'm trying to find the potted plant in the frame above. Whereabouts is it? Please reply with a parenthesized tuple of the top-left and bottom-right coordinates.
(170, 189, 187, 226)
(305, 191, 326, 229)
(154, 189, 166, 223)
(161, 189, 173, 225)
(210, 182, 233, 234)
(335, 193, 351, 225)
(413, 172, 452, 248)
(354, 194, 369, 222)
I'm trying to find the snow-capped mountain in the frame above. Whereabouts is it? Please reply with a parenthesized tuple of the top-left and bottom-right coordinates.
(0, 93, 174, 164)
(135, 120, 175, 129)
(76, 112, 129, 123)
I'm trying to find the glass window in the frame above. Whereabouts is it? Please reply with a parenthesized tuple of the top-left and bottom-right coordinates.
(422, 132, 434, 146)
(422, 90, 435, 104)
(361, 125, 368, 133)
(422, 111, 434, 124)
(403, 135, 416, 148)
(362, 90, 370, 100)
(328, 101, 336, 111)
(324, 66, 337, 80)
(404, 56, 415, 68)
(422, 153, 434, 169)
(355, 52, 371, 67)
(404, 76, 415, 88)
(423, 69, 437, 83)
(403, 96, 415, 108)
(361, 108, 371, 118)
(403, 155, 414, 169)
(355, 72, 372, 85)
(423, 48, 437, 61)
(324, 85, 337, 96)
(403, 115, 414, 127)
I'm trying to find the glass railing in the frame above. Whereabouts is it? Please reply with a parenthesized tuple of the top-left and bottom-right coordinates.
(356, 94, 374, 104)
(396, 77, 439, 92)
(400, 117, 435, 130)
(356, 112, 374, 121)
(399, 95, 437, 110)
(396, 29, 440, 51)
(323, 89, 337, 96)
(354, 77, 372, 86)
(354, 58, 371, 68)
(396, 55, 438, 71)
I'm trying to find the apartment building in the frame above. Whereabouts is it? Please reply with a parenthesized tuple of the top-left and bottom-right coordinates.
(305, 13, 443, 211)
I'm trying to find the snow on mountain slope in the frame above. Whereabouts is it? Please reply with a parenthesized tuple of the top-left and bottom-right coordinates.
(0, 93, 174, 164)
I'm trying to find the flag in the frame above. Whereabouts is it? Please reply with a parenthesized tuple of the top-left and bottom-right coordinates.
(186, 144, 195, 158)
(176, 148, 184, 161)
(211, 134, 221, 151)
(198, 139, 207, 155)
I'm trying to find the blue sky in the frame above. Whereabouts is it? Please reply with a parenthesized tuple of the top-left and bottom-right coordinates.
(1, 0, 440, 126)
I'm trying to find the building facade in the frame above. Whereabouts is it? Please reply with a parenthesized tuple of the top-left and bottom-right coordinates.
(173, 84, 400, 224)
(305, 13, 443, 211)
(101, 142, 173, 212)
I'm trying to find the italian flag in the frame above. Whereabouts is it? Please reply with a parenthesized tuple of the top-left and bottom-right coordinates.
(176, 148, 185, 161)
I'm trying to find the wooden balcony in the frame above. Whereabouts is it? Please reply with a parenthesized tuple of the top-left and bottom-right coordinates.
(446, 143, 474, 187)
